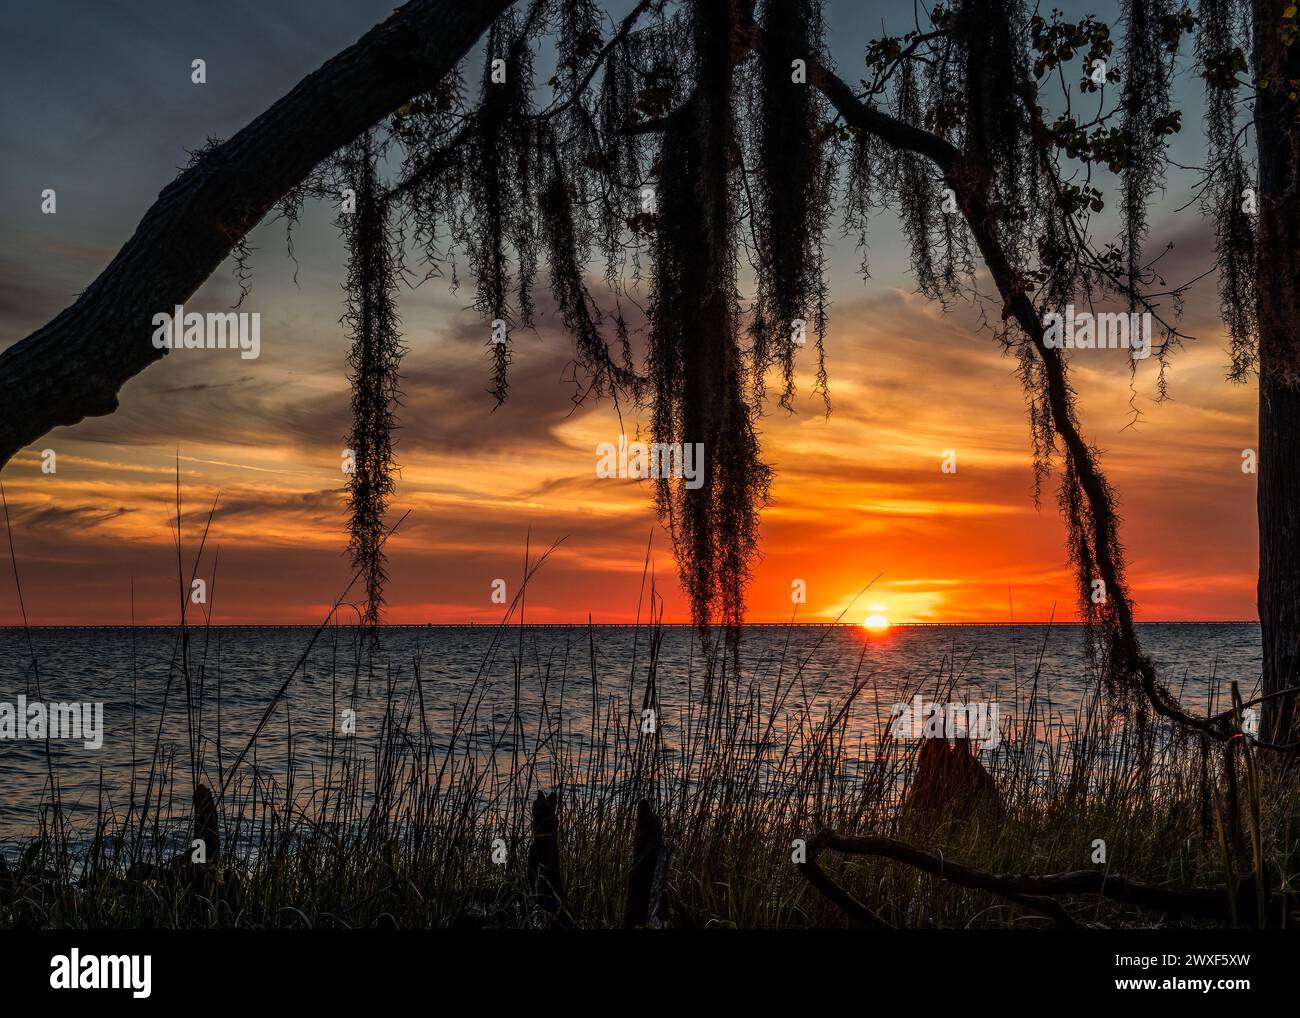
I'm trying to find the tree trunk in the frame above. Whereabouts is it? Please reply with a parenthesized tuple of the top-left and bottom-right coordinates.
(0, 0, 511, 469)
(1253, 0, 1300, 740)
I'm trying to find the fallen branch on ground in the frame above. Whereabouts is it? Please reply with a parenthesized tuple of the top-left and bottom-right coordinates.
(800, 829, 1290, 928)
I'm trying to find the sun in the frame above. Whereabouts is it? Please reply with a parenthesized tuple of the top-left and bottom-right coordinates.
(863, 613, 890, 631)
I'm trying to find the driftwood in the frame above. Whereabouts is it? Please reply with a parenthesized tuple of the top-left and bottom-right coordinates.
(0, 784, 235, 927)
(797, 844, 893, 929)
(902, 738, 1001, 822)
(192, 784, 220, 866)
(800, 829, 1292, 928)
(124, 783, 226, 896)
(527, 790, 567, 925)
(523, 792, 669, 929)
(622, 800, 670, 929)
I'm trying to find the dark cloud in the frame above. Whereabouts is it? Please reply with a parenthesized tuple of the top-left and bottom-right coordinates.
(6, 504, 138, 530)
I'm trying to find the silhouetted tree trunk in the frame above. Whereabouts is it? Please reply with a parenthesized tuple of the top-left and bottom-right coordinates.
(0, 0, 510, 469)
(622, 800, 669, 928)
(527, 790, 566, 923)
(1253, 0, 1300, 740)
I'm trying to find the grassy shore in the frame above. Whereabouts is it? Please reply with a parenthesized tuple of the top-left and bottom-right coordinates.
(1, 598, 1293, 930)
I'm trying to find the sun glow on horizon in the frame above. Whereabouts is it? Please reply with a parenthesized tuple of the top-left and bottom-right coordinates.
(863, 613, 890, 631)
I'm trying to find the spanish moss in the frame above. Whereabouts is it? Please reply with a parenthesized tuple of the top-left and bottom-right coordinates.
(1117, 1, 1187, 305)
(749, 0, 831, 409)
(649, 0, 770, 635)
(341, 132, 404, 632)
(1197, 0, 1257, 380)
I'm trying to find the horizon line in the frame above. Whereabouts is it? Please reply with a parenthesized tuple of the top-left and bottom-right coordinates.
(0, 620, 1263, 630)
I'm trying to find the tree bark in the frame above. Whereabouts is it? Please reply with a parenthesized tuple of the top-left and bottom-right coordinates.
(1253, 0, 1300, 740)
(0, 0, 512, 469)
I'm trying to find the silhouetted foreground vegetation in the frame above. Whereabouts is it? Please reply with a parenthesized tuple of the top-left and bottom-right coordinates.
(2, 608, 1296, 930)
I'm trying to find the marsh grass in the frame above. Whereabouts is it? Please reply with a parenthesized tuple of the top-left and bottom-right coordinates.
(0, 523, 1295, 929)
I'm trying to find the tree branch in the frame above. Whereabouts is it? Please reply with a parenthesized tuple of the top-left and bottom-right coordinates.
(0, 0, 514, 469)
(808, 58, 1233, 743)
(537, 0, 657, 124)
(803, 829, 1269, 925)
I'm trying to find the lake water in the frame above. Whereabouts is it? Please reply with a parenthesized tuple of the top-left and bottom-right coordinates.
(0, 623, 1261, 843)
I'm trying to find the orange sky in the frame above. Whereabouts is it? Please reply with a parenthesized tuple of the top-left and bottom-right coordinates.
(0, 229, 1260, 626)
(0, 1, 1259, 627)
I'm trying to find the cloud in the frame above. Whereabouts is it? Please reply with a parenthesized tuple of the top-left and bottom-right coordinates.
(0, 0, 1261, 624)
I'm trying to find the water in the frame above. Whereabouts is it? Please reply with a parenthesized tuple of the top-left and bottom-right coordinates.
(0, 623, 1261, 843)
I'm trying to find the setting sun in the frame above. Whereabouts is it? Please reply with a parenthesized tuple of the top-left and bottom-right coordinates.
(864, 613, 890, 630)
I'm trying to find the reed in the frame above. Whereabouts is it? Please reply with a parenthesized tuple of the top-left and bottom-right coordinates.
(0, 520, 1292, 929)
